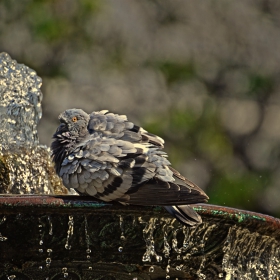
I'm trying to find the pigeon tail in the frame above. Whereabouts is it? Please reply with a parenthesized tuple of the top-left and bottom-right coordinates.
(164, 205, 202, 227)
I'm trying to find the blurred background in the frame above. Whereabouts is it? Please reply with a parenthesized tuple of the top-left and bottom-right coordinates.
(1, 0, 280, 217)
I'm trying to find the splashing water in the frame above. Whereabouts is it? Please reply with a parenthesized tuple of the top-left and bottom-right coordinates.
(139, 217, 162, 262)
(65, 215, 74, 250)
(222, 225, 280, 279)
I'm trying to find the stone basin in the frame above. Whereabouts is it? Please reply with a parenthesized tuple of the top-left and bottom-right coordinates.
(0, 196, 279, 280)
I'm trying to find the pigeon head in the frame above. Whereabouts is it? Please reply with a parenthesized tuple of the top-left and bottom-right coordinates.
(58, 108, 90, 137)
(51, 108, 90, 173)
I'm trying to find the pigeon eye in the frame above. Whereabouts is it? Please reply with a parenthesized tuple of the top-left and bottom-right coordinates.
(72, 116, 78, 122)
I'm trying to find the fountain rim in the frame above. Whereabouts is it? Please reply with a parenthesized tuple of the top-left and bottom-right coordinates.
(0, 195, 279, 230)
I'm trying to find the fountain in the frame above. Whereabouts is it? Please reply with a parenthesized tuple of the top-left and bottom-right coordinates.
(0, 53, 279, 280)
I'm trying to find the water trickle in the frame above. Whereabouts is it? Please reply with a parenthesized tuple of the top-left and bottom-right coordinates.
(65, 215, 74, 250)
(38, 217, 44, 259)
(45, 257, 51, 268)
(165, 262, 170, 279)
(196, 257, 206, 279)
(0, 233, 7, 242)
(163, 229, 171, 258)
(45, 248, 52, 268)
(84, 216, 91, 261)
(119, 215, 126, 240)
(38, 266, 43, 270)
(139, 217, 162, 262)
(118, 215, 126, 253)
(176, 264, 183, 271)
(0, 216, 6, 225)
(47, 216, 53, 235)
(0, 216, 7, 241)
(62, 267, 68, 278)
(180, 223, 216, 260)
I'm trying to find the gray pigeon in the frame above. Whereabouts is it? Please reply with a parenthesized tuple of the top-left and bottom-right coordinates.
(51, 109, 208, 226)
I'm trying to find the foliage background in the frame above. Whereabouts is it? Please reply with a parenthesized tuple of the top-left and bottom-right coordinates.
(1, 0, 280, 216)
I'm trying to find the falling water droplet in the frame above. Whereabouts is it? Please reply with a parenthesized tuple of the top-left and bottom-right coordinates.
(46, 257, 51, 268)
(38, 249, 43, 253)
(149, 266, 154, 273)
(0, 216, 6, 225)
(0, 234, 7, 242)
(7, 275, 16, 280)
(84, 216, 92, 264)
(88, 267, 92, 270)
(166, 264, 170, 273)
(118, 246, 123, 252)
(62, 267, 68, 278)
(38, 266, 43, 270)
(218, 273, 224, 278)
(39, 240, 43, 245)
(47, 249, 52, 254)
(48, 216, 53, 235)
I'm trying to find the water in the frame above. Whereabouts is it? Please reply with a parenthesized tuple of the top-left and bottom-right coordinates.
(84, 216, 91, 262)
(65, 215, 74, 250)
(222, 225, 280, 279)
(0, 216, 7, 241)
(48, 216, 53, 236)
(139, 217, 163, 263)
(0, 210, 279, 278)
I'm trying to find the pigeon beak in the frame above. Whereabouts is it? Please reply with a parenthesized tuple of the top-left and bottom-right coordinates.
(57, 123, 67, 133)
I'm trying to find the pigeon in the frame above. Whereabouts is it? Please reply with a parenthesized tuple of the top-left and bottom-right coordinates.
(51, 109, 209, 226)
